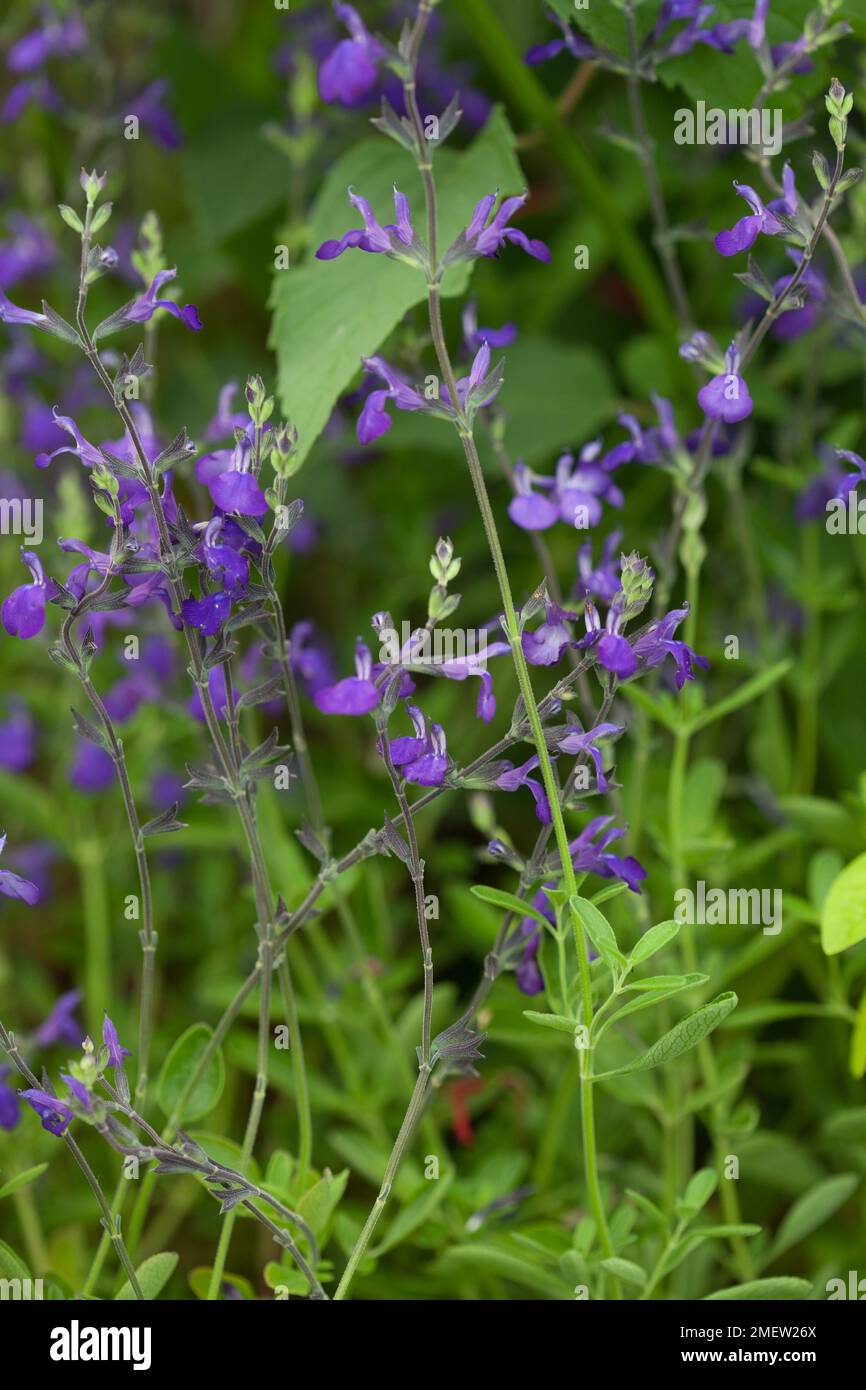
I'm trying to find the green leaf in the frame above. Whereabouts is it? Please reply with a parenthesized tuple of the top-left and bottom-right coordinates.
(157, 1023, 225, 1124)
(523, 1010, 577, 1035)
(570, 895, 625, 970)
(373, 1171, 454, 1257)
(596, 992, 738, 1080)
(629, 919, 681, 967)
(608, 975, 708, 1027)
(297, 1168, 349, 1239)
(821, 851, 866, 954)
(686, 661, 792, 734)
(705, 1277, 812, 1301)
(600, 1257, 646, 1289)
(115, 1251, 178, 1300)
(435, 1241, 570, 1299)
(471, 884, 551, 932)
(0, 1239, 30, 1283)
(271, 107, 523, 467)
(681, 1168, 718, 1217)
(0, 1164, 49, 1200)
(765, 1174, 859, 1266)
(190, 1266, 256, 1300)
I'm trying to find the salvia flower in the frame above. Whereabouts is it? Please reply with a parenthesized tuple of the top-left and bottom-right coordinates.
(356, 355, 426, 443)
(316, 187, 421, 265)
(632, 607, 709, 689)
(714, 182, 782, 257)
(522, 601, 575, 667)
(834, 450, 866, 501)
(60, 1072, 93, 1113)
(526, 12, 596, 66)
(0, 290, 51, 329)
(102, 1014, 131, 1101)
(555, 721, 626, 794)
(0, 1065, 19, 1130)
(33, 990, 82, 1048)
(318, 3, 385, 106)
(495, 755, 551, 825)
(127, 268, 201, 330)
(0, 832, 40, 905)
(569, 816, 647, 893)
(576, 533, 622, 604)
(449, 192, 551, 265)
(2, 549, 53, 639)
(577, 599, 637, 680)
(697, 342, 753, 423)
(19, 1087, 73, 1136)
(461, 301, 516, 352)
(206, 438, 268, 518)
(7, 16, 87, 72)
(315, 639, 380, 715)
(507, 462, 559, 531)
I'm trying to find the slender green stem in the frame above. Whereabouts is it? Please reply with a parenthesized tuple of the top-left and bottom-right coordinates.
(400, 0, 616, 1283)
(277, 956, 312, 1190)
(334, 1066, 432, 1300)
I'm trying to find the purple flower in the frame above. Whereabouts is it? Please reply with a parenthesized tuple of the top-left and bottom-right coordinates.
(767, 162, 799, 218)
(121, 268, 201, 332)
(70, 739, 114, 793)
(198, 516, 249, 591)
(522, 602, 574, 667)
(795, 450, 847, 521)
(576, 533, 622, 605)
(462, 301, 516, 353)
(7, 16, 87, 72)
(19, 1087, 73, 1136)
(35, 409, 103, 469)
(834, 450, 866, 501)
(290, 621, 336, 697)
(2, 77, 61, 123)
(525, 12, 595, 66)
(205, 382, 250, 442)
(314, 639, 380, 715)
(495, 755, 551, 825)
(2, 549, 52, 639)
(0, 214, 55, 290)
(697, 343, 753, 424)
(454, 193, 551, 264)
(0, 700, 35, 771)
(383, 702, 451, 784)
(715, 182, 782, 257)
(577, 599, 637, 680)
(507, 462, 559, 531)
(0, 290, 50, 329)
(632, 607, 708, 689)
(403, 722, 449, 787)
(0, 1065, 20, 1129)
(569, 816, 646, 893)
(356, 355, 426, 443)
(0, 831, 39, 906)
(60, 1072, 93, 1112)
(515, 887, 557, 995)
(103, 1014, 131, 1074)
(181, 590, 232, 637)
(33, 990, 82, 1049)
(126, 80, 182, 150)
(555, 721, 625, 793)
(206, 439, 268, 518)
(316, 186, 418, 262)
(318, 3, 384, 106)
